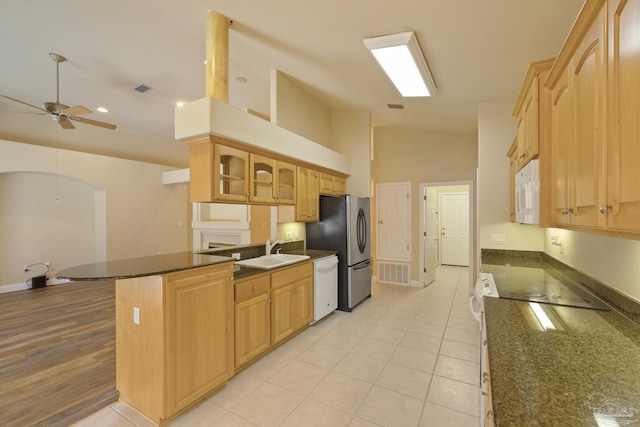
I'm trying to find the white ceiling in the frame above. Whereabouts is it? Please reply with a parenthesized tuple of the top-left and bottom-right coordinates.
(0, 0, 584, 168)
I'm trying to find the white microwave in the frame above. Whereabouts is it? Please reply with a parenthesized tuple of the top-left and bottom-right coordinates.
(515, 159, 540, 224)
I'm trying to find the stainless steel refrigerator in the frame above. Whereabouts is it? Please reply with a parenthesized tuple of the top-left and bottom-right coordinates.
(306, 195, 371, 311)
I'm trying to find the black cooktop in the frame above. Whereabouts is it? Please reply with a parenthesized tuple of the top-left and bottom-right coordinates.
(483, 263, 610, 311)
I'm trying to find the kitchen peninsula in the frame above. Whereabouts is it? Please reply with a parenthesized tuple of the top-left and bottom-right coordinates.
(58, 252, 235, 425)
(57, 246, 333, 426)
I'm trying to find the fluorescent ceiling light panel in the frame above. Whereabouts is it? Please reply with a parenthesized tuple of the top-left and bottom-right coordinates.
(364, 31, 437, 97)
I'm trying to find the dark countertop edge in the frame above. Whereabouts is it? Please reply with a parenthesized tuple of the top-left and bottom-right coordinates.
(57, 249, 336, 282)
(56, 252, 234, 281)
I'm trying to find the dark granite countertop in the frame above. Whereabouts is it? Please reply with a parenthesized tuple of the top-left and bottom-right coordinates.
(482, 251, 640, 426)
(56, 251, 234, 281)
(57, 247, 337, 282)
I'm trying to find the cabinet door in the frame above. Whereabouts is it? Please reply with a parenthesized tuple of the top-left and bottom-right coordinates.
(276, 160, 296, 204)
(507, 139, 518, 222)
(165, 264, 234, 415)
(570, 5, 607, 228)
(271, 285, 294, 345)
(550, 68, 573, 226)
(296, 167, 320, 222)
(607, 0, 640, 232)
(215, 144, 249, 202)
(291, 278, 313, 331)
(523, 76, 540, 165)
(235, 293, 271, 368)
(308, 169, 320, 221)
(250, 154, 276, 203)
(333, 176, 346, 195)
(319, 172, 335, 195)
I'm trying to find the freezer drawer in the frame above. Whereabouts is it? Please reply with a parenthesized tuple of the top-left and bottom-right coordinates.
(348, 259, 371, 309)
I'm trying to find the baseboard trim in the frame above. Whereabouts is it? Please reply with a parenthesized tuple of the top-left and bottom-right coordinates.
(0, 282, 29, 294)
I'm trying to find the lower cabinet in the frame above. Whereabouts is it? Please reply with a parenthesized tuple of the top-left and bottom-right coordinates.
(234, 275, 271, 368)
(234, 262, 313, 370)
(115, 263, 235, 425)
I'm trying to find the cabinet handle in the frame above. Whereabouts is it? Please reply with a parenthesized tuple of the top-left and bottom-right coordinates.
(599, 204, 611, 214)
(519, 154, 525, 159)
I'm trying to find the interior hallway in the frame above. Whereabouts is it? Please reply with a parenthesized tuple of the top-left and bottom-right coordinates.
(75, 265, 481, 427)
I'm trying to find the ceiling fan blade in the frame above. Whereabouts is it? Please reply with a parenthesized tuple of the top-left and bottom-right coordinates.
(69, 115, 117, 130)
(0, 94, 48, 113)
(63, 105, 92, 116)
(58, 116, 75, 129)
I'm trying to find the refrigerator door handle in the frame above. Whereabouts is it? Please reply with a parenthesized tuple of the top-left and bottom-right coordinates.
(353, 260, 371, 270)
(357, 208, 367, 254)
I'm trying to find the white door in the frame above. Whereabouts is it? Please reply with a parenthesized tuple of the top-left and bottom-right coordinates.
(376, 182, 410, 261)
(441, 193, 469, 266)
(424, 187, 437, 285)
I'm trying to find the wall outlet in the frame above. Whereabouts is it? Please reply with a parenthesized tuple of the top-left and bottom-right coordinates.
(133, 306, 140, 325)
(285, 231, 292, 240)
(231, 253, 241, 261)
(489, 233, 506, 244)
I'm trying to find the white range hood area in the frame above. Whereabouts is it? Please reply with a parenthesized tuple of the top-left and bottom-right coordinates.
(163, 97, 351, 184)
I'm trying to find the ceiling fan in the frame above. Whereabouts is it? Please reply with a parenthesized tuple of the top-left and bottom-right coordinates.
(0, 53, 117, 130)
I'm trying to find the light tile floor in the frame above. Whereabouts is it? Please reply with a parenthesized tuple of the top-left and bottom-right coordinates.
(73, 265, 480, 427)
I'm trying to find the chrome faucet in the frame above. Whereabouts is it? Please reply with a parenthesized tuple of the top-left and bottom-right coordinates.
(266, 239, 284, 255)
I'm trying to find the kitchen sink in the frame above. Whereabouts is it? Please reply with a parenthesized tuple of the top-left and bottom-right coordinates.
(234, 254, 310, 270)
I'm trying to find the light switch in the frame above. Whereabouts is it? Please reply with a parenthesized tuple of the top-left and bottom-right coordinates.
(133, 306, 140, 325)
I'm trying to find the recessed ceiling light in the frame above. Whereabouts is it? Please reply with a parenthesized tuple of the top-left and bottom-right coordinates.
(234, 76, 248, 83)
(176, 100, 186, 108)
(96, 107, 108, 113)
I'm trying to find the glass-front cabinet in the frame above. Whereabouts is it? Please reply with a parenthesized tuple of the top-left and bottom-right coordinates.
(250, 154, 296, 204)
(214, 144, 249, 202)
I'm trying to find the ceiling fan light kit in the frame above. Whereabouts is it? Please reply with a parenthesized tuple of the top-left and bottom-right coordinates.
(0, 53, 117, 130)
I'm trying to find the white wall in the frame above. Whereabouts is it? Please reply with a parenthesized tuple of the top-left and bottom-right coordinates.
(0, 139, 189, 288)
(331, 110, 371, 197)
(478, 103, 544, 251)
(271, 70, 332, 147)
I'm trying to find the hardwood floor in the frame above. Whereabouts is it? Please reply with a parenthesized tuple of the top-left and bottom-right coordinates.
(0, 281, 117, 427)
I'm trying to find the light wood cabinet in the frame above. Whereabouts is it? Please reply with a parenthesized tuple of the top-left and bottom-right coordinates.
(606, 0, 640, 233)
(546, 1, 607, 230)
(234, 262, 313, 369)
(512, 58, 554, 171)
(185, 136, 249, 203)
(507, 139, 518, 222)
(116, 263, 234, 424)
(250, 154, 296, 204)
(214, 144, 250, 202)
(296, 167, 319, 222)
(270, 263, 313, 345)
(234, 275, 271, 368)
(319, 172, 347, 196)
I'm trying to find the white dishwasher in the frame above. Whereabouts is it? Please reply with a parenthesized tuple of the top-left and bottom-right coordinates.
(312, 255, 338, 323)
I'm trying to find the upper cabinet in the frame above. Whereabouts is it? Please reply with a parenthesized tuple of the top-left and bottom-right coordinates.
(319, 172, 347, 196)
(249, 154, 296, 205)
(542, 0, 640, 236)
(507, 139, 518, 223)
(296, 167, 319, 222)
(512, 58, 555, 171)
(185, 135, 345, 207)
(606, 0, 640, 233)
(215, 144, 250, 202)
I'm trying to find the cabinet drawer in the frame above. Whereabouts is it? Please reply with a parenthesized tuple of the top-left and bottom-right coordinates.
(235, 275, 270, 303)
(271, 262, 312, 289)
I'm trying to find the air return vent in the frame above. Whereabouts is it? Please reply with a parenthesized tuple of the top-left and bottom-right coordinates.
(134, 84, 152, 93)
(387, 103, 405, 109)
(377, 261, 410, 286)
